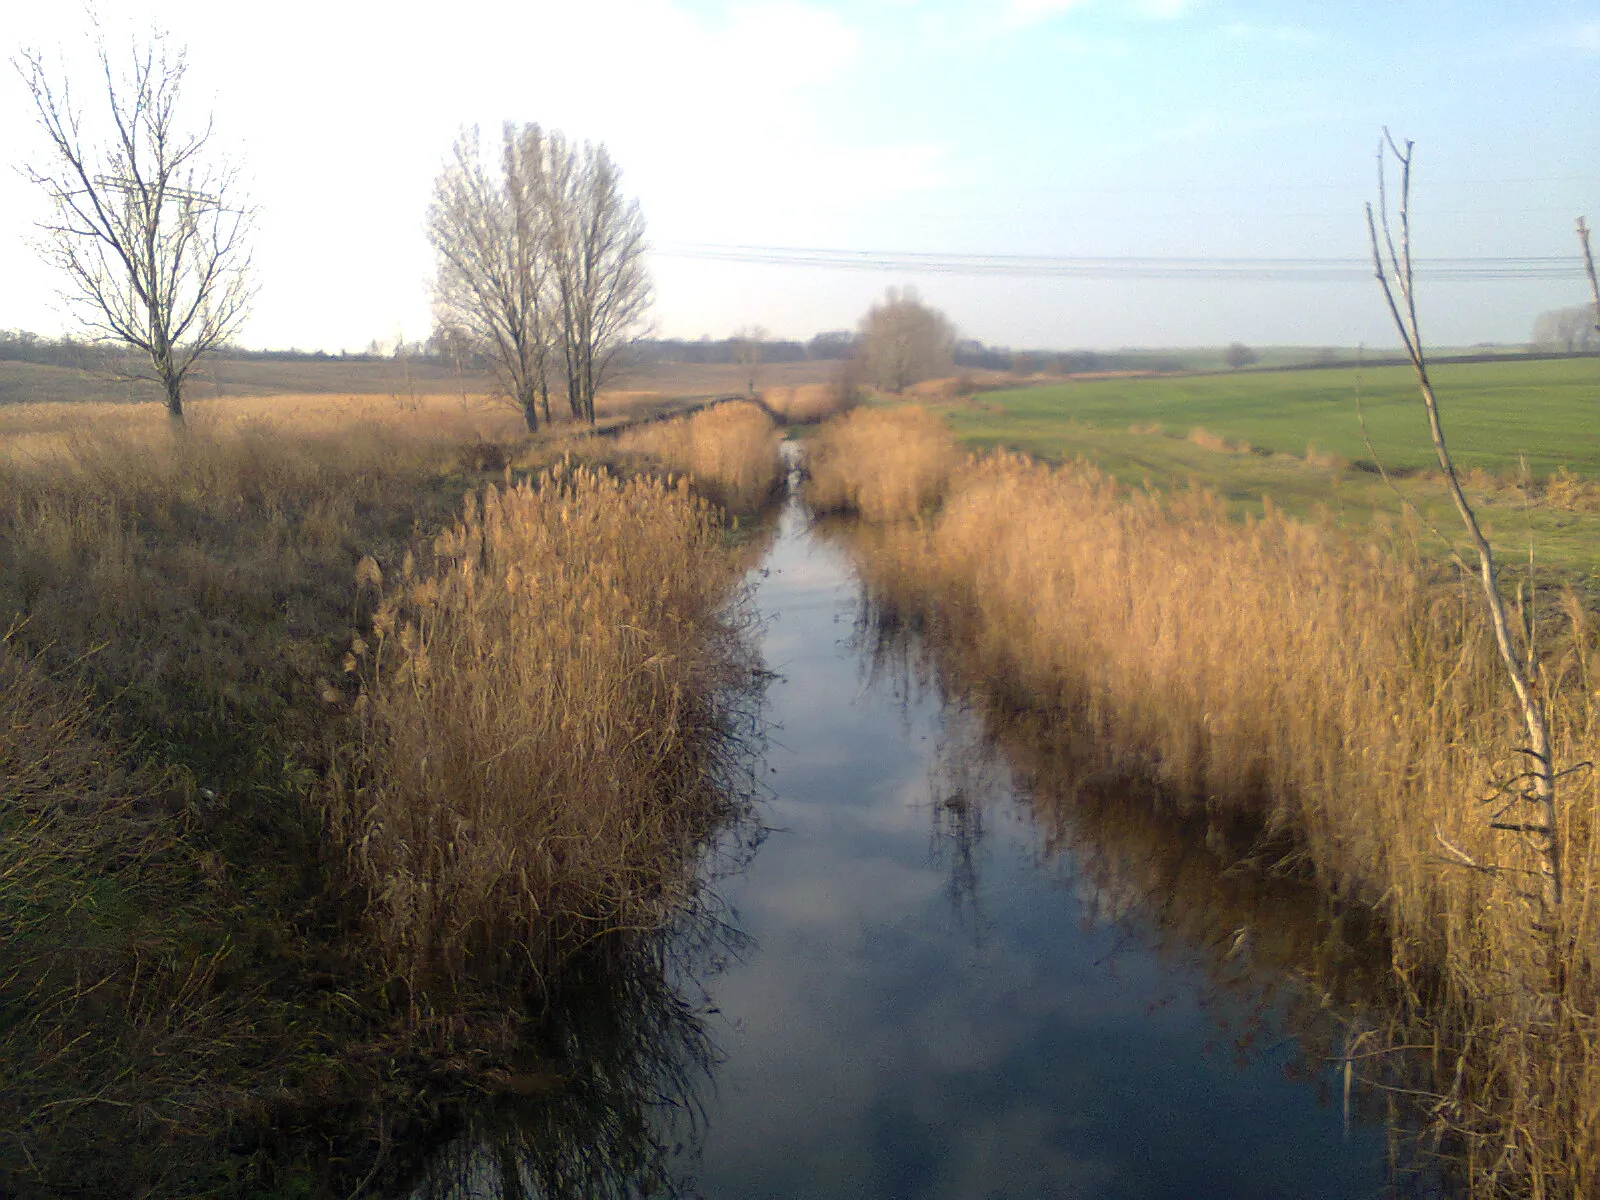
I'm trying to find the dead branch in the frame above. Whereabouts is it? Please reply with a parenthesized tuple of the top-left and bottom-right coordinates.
(1368, 133, 1563, 922)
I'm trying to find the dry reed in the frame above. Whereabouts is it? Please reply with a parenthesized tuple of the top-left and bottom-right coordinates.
(323, 462, 751, 1004)
(617, 400, 783, 512)
(758, 381, 858, 425)
(804, 405, 961, 522)
(0, 410, 759, 1190)
(823, 424, 1600, 1195)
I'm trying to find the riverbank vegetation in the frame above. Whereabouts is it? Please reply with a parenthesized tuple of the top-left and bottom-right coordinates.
(616, 400, 783, 513)
(811, 405, 1600, 1195)
(0, 405, 769, 1195)
(804, 405, 959, 523)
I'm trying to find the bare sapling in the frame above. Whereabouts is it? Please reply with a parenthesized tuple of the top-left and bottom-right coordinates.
(1365, 132, 1562, 923)
(1579, 217, 1600, 340)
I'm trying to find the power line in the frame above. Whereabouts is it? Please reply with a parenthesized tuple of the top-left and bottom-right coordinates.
(654, 243, 1590, 282)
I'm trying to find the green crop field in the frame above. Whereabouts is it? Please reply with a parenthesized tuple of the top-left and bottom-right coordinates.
(931, 357, 1600, 583)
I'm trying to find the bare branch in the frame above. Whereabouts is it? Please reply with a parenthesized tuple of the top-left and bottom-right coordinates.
(1369, 135, 1564, 924)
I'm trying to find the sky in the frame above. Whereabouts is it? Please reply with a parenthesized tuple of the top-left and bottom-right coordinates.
(1, 0, 1597, 351)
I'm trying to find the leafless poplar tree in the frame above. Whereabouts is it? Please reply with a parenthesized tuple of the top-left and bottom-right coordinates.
(1366, 133, 1563, 923)
(428, 124, 554, 433)
(429, 128, 650, 430)
(16, 31, 256, 426)
(542, 134, 653, 424)
(856, 287, 955, 393)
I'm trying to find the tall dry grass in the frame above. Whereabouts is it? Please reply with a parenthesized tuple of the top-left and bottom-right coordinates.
(0, 410, 761, 1190)
(617, 400, 783, 512)
(803, 405, 960, 522)
(823, 421, 1600, 1194)
(758, 380, 857, 425)
(323, 462, 752, 1004)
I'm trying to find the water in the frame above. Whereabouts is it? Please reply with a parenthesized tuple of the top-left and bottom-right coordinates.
(667, 497, 1392, 1199)
(407, 491, 1408, 1199)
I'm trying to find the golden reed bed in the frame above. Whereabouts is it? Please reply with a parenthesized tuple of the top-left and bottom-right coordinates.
(807, 405, 1600, 1197)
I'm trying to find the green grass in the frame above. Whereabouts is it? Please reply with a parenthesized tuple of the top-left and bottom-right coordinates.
(934, 357, 1600, 582)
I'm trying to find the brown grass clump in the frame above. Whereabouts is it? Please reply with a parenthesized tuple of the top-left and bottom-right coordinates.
(1303, 441, 1349, 471)
(1186, 426, 1252, 454)
(617, 400, 782, 512)
(837, 449, 1600, 1194)
(903, 376, 963, 402)
(1544, 465, 1600, 513)
(323, 463, 749, 1004)
(804, 405, 961, 522)
(759, 381, 858, 425)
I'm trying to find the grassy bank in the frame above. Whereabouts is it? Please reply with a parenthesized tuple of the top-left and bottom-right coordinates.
(810, 407, 1600, 1195)
(0, 405, 769, 1195)
(929, 358, 1600, 582)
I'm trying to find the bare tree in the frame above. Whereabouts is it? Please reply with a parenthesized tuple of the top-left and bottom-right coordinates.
(1223, 341, 1259, 369)
(16, 30, 255, 426)
(731, 324, 770, 395)
(1579, 217, 1600, 341)
(543, 135, 652, 424)
(856, 287, 955, 393)
(1530, 305, 1600, 353)
(428, 124, 554, 433)
(1366, 132, 1562, 922)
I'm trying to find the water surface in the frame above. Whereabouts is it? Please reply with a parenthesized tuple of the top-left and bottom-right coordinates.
(663, 496, 1394, 1199)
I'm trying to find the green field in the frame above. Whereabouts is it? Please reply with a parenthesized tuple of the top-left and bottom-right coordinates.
(935, 358, 1600, 582)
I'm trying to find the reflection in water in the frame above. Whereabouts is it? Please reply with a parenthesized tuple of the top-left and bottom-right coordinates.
(843, 526, 1453, 1195)
(401, 917, 735, 1200)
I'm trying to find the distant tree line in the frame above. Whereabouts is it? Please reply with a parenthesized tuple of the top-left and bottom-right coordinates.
(0, 325, 1220, 380)
(1531, 305, 1599, 353)
(0, 329, 114, 370)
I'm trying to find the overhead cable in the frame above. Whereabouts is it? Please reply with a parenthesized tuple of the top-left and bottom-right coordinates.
(654, 243, 1589, 282)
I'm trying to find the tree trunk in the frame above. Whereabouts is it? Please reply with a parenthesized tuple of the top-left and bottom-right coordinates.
(517, 381, 539, 434)
(1579, 217, 1599, 339)
(164, 372, 185, 427)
